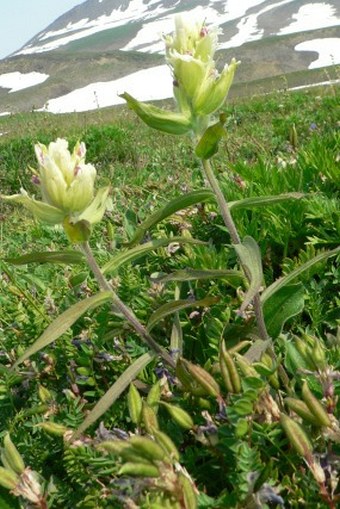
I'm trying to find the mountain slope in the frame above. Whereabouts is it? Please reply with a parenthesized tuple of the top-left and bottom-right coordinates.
(0, 0, 339, 114)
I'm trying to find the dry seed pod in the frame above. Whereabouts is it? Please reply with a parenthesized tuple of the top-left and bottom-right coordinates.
(3, 434, 25, 475)
(285, 398, 321, 426)
(0, 466, 19, 490)
(161, 402, 194, 430)
(280, 413, 312, 458)
(301, 381, 331, 427)
(127, 383, 142, 425)
(142, 401, 159, 433)
(118, 462, 160, 477)
(129, 436, 167, 463)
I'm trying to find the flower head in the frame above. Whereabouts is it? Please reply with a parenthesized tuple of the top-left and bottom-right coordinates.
(1, 138, 110, 238)
(164, 14, 239, 119)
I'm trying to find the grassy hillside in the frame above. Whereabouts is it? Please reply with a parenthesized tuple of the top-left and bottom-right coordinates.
(0, 84, 339, 508)
(0, 24, 339, 113)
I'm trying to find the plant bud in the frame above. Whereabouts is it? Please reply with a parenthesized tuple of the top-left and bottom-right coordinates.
(38, 385, 52, 403)
(280, 414, 312, 458)
(127, 383, 143, 425)
(301, 381, 331, 428)
(311, 340, 327, 370)
(147, 380, 162, 411)
(289, 123, 298, 149)
(234, 353, 258, 378)
(160, 402, 194, 430)
(3, 434, 25, 475)
(97, 440, 132, 455)
(129, 436, 167, 463)
(0, 466, 19, 490)
(219, 340, 241, 393)
(36, 421, 68, 436)
(152, 429, 180, 462)
(118, 462, 160, 477)
(177, 358, 220, 398)
(284, 398, 320, 426)
(142, 401, 159, 433)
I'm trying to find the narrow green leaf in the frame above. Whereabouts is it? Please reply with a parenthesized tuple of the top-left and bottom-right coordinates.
(195, 120, 226, 160)
(263, 284, 305, 338)
(73, 352, 154, 438)
(261, 246, 340, 304)
(13, 292, 112, 368)
(229, 192, 305, 211)
(234, 236, 263, 314)
(147, 296, 219, 332)
(102, 236, 206, 275)
(120, 92, 192, 135)
(5, 250, 85, 265)
(125, 190, 215, 246)
(151, 268, 244, 286)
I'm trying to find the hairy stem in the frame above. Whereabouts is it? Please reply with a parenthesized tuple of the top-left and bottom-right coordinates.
(80, 241, 175, 369)
(201, 158, 269, 341)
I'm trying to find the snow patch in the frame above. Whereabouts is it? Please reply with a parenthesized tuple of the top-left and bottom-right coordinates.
(279, 3, 340, 35)
(289, 78, 340, 90)
(0, 72, 49, 93)
(295, 38, 340, 68)
(220, 0, 295, 49)
(41, 64, 173, 114)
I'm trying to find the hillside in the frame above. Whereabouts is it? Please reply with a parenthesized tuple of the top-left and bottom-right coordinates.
(0, 0, 339, 114)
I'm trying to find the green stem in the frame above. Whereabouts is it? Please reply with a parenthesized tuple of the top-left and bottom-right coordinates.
(201, 158, 269, 341)
(80, 242, 175, 369)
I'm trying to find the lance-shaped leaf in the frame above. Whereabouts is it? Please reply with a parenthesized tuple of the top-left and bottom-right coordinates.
(234, 236, 264, 314)
(147, 295, 219, 332)
(126, 189, 215, 246)
(1, 190, 65, 225)
(195, 117, 226, 160)
(73, 352, 154, 438)
(152, 268, 244, 286)
(102, 236, 206, 275)
(261, 246, 340, 304)
(5, 250, 85, 266)
(229, 192, 305, 211)
(13, 292, 112, 368)
(120, 92, 192, 135)
(263, 283, 305, 339)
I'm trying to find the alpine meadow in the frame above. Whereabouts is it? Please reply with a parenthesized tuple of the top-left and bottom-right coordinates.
(0, 8, 339, 509)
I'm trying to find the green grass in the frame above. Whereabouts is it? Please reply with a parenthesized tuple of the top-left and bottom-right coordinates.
(0, 85, 339, 508)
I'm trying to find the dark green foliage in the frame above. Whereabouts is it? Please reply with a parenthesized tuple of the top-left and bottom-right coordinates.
(0, 85, 339, 508)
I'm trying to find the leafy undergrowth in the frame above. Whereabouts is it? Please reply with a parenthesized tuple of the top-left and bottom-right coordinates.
(0, 85, 339, 509)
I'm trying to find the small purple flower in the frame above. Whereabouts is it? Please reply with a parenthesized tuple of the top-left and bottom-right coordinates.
(31, 175, 40, 185)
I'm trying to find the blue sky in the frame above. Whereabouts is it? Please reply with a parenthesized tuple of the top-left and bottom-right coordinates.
(0, 0, 85, 59)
